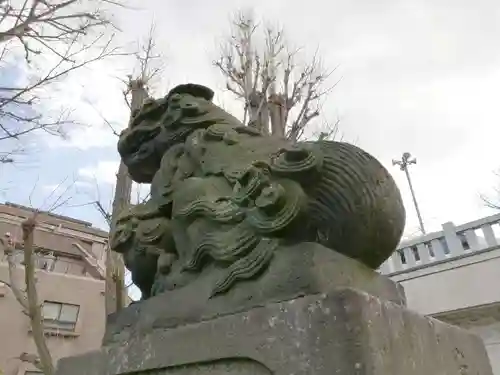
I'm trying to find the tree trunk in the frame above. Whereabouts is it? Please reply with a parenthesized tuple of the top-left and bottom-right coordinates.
(266, 52, 285, 138)
(22, 218, 54, 375)
(129, 80, 149, 115)
(247, 91, 269, 135)
(269, 93, 286, 138)
(104, 160, 131, 316)
(105, 80, 149, 316)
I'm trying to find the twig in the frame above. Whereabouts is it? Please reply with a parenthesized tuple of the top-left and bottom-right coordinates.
(94, 200, 112, 225)
(0, 0, 127, 159)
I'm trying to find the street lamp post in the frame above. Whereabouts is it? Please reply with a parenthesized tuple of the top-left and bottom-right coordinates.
(393, 152, 426, 235)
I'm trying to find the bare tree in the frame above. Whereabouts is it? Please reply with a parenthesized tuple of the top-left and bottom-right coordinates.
(214, 10, 339, 141)
(0, 216, 54, 375)
(102, 25, 164, 315)
(0, 0, 125, 162)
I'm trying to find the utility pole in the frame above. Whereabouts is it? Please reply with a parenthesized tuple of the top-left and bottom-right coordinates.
(393, 152, 426, 235)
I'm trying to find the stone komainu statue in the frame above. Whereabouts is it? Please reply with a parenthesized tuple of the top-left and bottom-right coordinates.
(111, 83, 406, 300)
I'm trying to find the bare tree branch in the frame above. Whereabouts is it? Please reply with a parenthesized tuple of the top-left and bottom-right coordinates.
(0, 144, 25, 163)
(480, 170, 500, 211)
(94, 200, 111, 225)
(123, 23, 165, 111)
(482, 195, 500, 210)
(0, 0, 127, 160)
(316, 116, 342, 141)
(215, 10, 340, 141)
(214, 11, 271, 133)
(85, 98, 120, 136)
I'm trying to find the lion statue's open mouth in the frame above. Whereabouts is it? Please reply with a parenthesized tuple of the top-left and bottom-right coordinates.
(117, 84, 241, 183)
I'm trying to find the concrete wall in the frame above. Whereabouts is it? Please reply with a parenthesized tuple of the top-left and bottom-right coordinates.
(0, 263, 105, 375)
(390, 248, 500, 316)
(388, 247, 500, 374)
(469, 323, 500, 375)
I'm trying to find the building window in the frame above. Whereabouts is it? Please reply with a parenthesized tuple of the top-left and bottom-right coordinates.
(42, 301, 80, 331)
(36, 252, 56, 271)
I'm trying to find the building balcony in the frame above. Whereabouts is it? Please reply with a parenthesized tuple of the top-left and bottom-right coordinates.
(1, 251, 97, 279)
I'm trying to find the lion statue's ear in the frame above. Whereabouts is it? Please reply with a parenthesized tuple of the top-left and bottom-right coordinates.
(166, 83, 214, 101)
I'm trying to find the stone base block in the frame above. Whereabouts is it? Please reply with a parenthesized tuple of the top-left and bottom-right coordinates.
(103, 243, 405, 345)
(56, 288, 492, 375)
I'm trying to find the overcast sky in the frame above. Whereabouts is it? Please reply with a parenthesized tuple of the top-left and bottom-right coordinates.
(2, 0, 500, 239)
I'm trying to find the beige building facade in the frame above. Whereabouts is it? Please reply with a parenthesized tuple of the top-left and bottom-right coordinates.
(0, 202, 109, 375)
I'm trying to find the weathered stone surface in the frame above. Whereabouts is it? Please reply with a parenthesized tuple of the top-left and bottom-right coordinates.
(57, 288, 492, 375)
(111, 83, 407, 303)
(102, 243, 405, 345)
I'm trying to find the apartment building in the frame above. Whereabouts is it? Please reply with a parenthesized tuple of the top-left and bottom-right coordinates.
(0, 202, 109, 375)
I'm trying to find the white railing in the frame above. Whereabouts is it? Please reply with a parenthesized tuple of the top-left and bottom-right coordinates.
(379, 213, 500, 275)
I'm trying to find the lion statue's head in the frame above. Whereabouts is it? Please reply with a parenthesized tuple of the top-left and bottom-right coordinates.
(117, 83, 242, 183)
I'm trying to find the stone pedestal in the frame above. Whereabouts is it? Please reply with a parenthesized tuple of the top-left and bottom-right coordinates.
(102, 243, 406, 346)
(56, 288, 493, 375)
